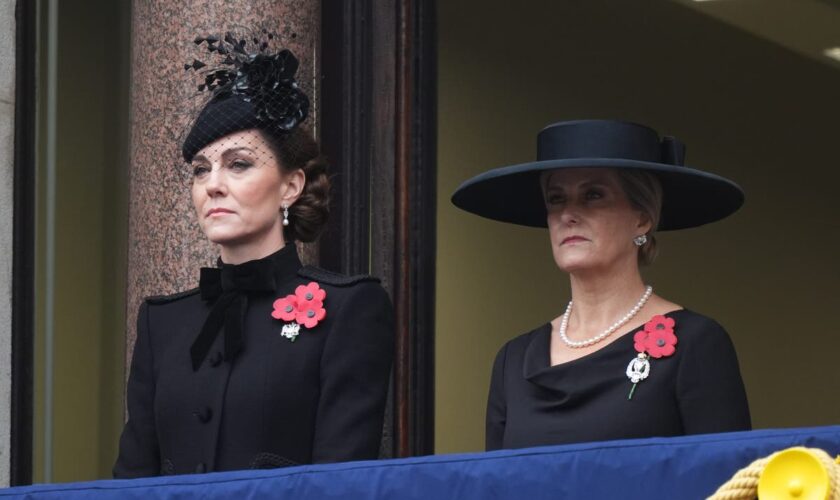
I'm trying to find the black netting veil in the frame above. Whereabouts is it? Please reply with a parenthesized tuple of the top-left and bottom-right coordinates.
(182, 30, 310, 163)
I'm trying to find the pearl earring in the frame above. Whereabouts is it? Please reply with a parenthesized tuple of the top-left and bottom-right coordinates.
(282, 204, 290, 227)
(633, 234, 648, 247)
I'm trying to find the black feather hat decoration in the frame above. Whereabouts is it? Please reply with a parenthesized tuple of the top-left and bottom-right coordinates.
(181, 29, 310, 162)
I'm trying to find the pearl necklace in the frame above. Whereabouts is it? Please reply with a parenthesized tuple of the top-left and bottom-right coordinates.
(558, 286, 653, 348)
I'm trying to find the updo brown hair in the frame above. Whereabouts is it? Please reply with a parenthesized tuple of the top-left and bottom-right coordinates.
(260, 127, 330, 243)
(615, 169, 663, 266)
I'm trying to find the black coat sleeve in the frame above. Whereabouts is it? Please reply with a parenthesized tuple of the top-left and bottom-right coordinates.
(113, 301, 160, 478)
(676, 318, 751, 434)
(485, 342, 508, 451)
(311, 282, 395, 463)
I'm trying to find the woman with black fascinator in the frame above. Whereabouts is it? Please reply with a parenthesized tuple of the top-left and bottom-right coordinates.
(114, 33, 394, 478)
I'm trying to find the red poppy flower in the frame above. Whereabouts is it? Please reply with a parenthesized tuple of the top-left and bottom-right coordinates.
(644, 315, 675, 333)
(295, 282, 326, 306)
(633, 315, 678, 358)
(295, 300, 326, 329)
(643, 328, 678, 358)
(271, 295, 298, 322)
(633, 330, 649, 354)
(272, 282, 328, 331)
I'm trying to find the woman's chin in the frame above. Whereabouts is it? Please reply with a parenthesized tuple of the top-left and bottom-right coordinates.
(203, 230, 246, 247)
(552, 252, 595, 274)
(556, 262, 590, 274)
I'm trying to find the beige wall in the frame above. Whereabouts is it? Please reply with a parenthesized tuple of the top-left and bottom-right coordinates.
(34, 0, 129, 482)
(436, 0, 840, 453)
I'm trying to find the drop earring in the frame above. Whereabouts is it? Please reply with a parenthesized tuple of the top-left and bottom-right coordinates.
(282, 204, 290, 227)
(633, 234, 648, 247)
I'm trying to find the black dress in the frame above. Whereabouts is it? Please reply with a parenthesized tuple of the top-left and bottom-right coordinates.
(114, 245, 394, 478)
(486, 309, 750, 451)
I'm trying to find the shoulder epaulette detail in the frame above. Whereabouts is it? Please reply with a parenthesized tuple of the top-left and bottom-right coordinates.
(145, 287, 201, 305)
(297, 266, 380, 287)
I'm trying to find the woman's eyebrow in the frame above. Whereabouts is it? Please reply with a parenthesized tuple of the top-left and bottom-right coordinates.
(579, 180, 610, 188)
(221, 147, 256, 157)
(192, 153, 210, 164)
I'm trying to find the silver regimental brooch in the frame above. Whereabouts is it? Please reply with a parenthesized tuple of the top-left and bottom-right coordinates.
(626, 315, 678, 400)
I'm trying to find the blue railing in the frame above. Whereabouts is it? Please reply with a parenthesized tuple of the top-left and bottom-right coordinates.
(3, 426, 839, 499)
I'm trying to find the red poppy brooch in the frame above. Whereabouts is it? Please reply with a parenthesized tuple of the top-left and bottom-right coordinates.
(626, 315, 677, 399)
(271, 282, 327, 341)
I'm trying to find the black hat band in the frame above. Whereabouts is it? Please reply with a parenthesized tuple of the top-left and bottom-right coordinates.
(537, 121, 685, 166)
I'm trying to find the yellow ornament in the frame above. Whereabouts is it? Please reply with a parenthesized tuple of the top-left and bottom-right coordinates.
(708, 446, 839, 500)
(758, 448, 829, 500)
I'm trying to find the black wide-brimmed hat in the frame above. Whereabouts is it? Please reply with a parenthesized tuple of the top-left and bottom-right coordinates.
(451, 120, 744, 231)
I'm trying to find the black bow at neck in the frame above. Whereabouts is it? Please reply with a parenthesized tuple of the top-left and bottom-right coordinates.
(190, 245, 301, 371)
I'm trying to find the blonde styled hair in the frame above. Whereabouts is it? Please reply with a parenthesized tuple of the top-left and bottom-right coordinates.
(615, 169, 663, 266)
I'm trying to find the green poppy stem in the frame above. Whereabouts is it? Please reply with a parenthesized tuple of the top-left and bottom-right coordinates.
(628, 383, 638, 400)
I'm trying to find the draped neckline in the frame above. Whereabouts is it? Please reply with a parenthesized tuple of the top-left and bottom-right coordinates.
(522, 309, 687, 390)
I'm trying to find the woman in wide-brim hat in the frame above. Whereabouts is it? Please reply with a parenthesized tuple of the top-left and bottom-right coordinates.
(452, 119, 751, 450)
(114, 33, 394, 478)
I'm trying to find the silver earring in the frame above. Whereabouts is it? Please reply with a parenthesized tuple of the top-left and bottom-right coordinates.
(633, 234, 648, 247)
(282, 204, 290, 227)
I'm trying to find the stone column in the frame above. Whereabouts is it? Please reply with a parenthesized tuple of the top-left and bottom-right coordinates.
(127, 1, 320, 361)
(0, 0, 15, 488)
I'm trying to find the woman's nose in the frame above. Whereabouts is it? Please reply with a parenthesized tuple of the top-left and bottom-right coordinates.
(559, 204, 580, 225)
(204, 167, 226, 196)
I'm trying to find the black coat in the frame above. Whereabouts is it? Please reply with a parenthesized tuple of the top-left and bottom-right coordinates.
(114, 246, 394, 478)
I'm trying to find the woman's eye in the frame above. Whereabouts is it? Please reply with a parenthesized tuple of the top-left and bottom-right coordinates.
(546, 192, 565, 204)
(585, 189, 604, 200)
(229, 160, 252, 171)
(192, 165, 210, 177)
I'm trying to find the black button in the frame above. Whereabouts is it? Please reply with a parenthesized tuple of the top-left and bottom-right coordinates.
(209, 351, 223, 367)
(195, 462, 206, 473)
(193, 407, 213, 423)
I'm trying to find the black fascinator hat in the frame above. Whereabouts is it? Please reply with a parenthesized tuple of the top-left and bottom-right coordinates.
(451, 120, 744, 231)
(181, 31, 309, 162)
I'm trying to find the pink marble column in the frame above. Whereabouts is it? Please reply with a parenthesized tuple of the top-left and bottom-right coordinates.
(127, 0, 320, 362)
